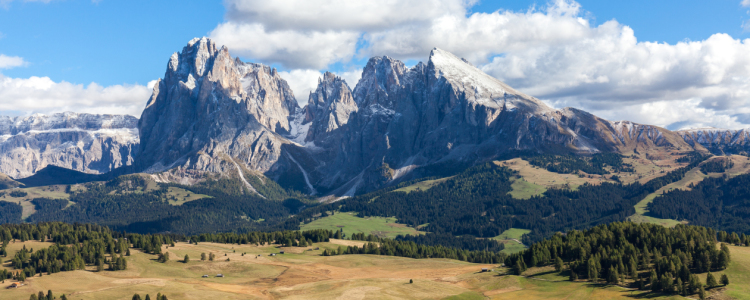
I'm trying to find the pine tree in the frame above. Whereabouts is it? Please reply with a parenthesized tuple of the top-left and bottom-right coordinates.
(629, 257, 638, 279)
(570, 271, 578, 281)
(409, 279, 413, 284)
(514, 259, 526, 275)
(184, 254, 190, 263)
(588, 258, 599, 283)
(132, 293, 142, 300)
(607, 266, 619, 284)
(201, 253, 206, 261)
(46, 290, 53, 300)
(660, 275, 673, 293)
(706, 272, 717, 288)
(688, 274, 702, 294)
(720, 274, 729, 286)
(718, 250, 730, 270)
(29, 294, 37, 300)
(61, 295, 68, 300)
(699, 285, 706, 300)
(554, 256, 564, 272)
(649, 270, 658, 291)
(145, 294, 151, 300)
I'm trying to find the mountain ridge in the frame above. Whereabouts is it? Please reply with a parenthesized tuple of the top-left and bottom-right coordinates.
(0, 112, 139, 179)
(0, 37, 721, 197)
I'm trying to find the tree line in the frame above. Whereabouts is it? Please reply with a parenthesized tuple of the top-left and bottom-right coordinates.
(504, 222, 736, 297)
(323, 235, 507, 264)
(19, 176, 305, 234)
(648, 171, 750, 234)
(284, 156, 707, 245)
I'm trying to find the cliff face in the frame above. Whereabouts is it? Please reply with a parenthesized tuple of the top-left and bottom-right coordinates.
(678, 128, 750, 155)
(134, 38, 692, 195)
(136, 37, 300, 187)
(0, 38, 704, 194)
(0, 112, 138, 178)
(302, 72, 357, 148)
(305, 49, 692, 195)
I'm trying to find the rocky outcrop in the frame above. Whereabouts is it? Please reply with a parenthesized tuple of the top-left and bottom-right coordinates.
(0, 112, 138, 179)
(133, 38, 696, 196)
(302, 72, 357, 148)
(136, 37, 300, 187)
(307, 49, 693, 195)
(678, 128, 750, 155)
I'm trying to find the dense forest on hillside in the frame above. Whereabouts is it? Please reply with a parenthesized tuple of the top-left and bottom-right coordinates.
(0, 152, 718, 248)
(283, 156, 707, 244)
(648, 172, 750, 234)
(24, 176, 305, 234)
(505, 222, 737, 295)
(522, 152, 634, 174)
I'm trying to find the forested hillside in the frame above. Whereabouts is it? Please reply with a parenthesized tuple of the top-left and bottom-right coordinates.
(15, 175, 311, 234)
(648, 172, 750, 234)
(284, 157, 707, 244)
(505, 222, 740, 296)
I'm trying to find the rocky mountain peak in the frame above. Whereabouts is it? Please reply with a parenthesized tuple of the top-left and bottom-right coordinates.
(678, 127, 750, 155)
(167, 37, 219, 85)
(137, 37, 299, 185)
(353, 56, 407, 109)
(302, 71, 357, 146)
(427, 48, 552, 114)
(0, 112, 138, 135)
(131, 40, 696, 196)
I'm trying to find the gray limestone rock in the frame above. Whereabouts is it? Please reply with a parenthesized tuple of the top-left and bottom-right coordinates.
(0, 112, 138, 179)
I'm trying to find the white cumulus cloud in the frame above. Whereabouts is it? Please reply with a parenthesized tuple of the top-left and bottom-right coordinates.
(210, 23, 360, 69)
(278, 69, 323, 105)
(0, 75, 154, 117)
(213, 0, 750, 130)
(223, 0, 473, 32)
(0, 54, 26, 69)
(278, 69, 364, 106)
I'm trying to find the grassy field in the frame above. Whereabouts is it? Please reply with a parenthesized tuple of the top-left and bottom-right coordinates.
(626, 165, 701, 227)
(494, 158, 614, 191)
(165, 187, 211, 206)
(300, 212, 423, 239)
(723, 245, 750, 299)
(0, 185, 70, 220)
(3, 240, 748, 299)
(392, 177, 453, 194)
(508, 177, 546, 199)
(492, 228, 530, 254)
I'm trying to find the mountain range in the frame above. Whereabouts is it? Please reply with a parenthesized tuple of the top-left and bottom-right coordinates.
(2, 37, 748, 196)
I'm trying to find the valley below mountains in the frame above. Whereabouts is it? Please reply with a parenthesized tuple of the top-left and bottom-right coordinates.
(4, 38, 750, 300)
(4, 37, 750, 241)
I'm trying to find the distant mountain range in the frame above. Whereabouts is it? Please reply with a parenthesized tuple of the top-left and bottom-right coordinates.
(0, 112, 138, 178)
(2, 37, 748, 195)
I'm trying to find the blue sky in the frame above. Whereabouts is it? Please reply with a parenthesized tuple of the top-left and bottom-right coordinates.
(1, 0, 748, 86)
(0, 0, 224, 86)
(2, 0, 750, 130)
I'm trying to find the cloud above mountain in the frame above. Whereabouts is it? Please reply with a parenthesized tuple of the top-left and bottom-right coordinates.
(0, 74, 153, 117)
(211, 0, 750, 130)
